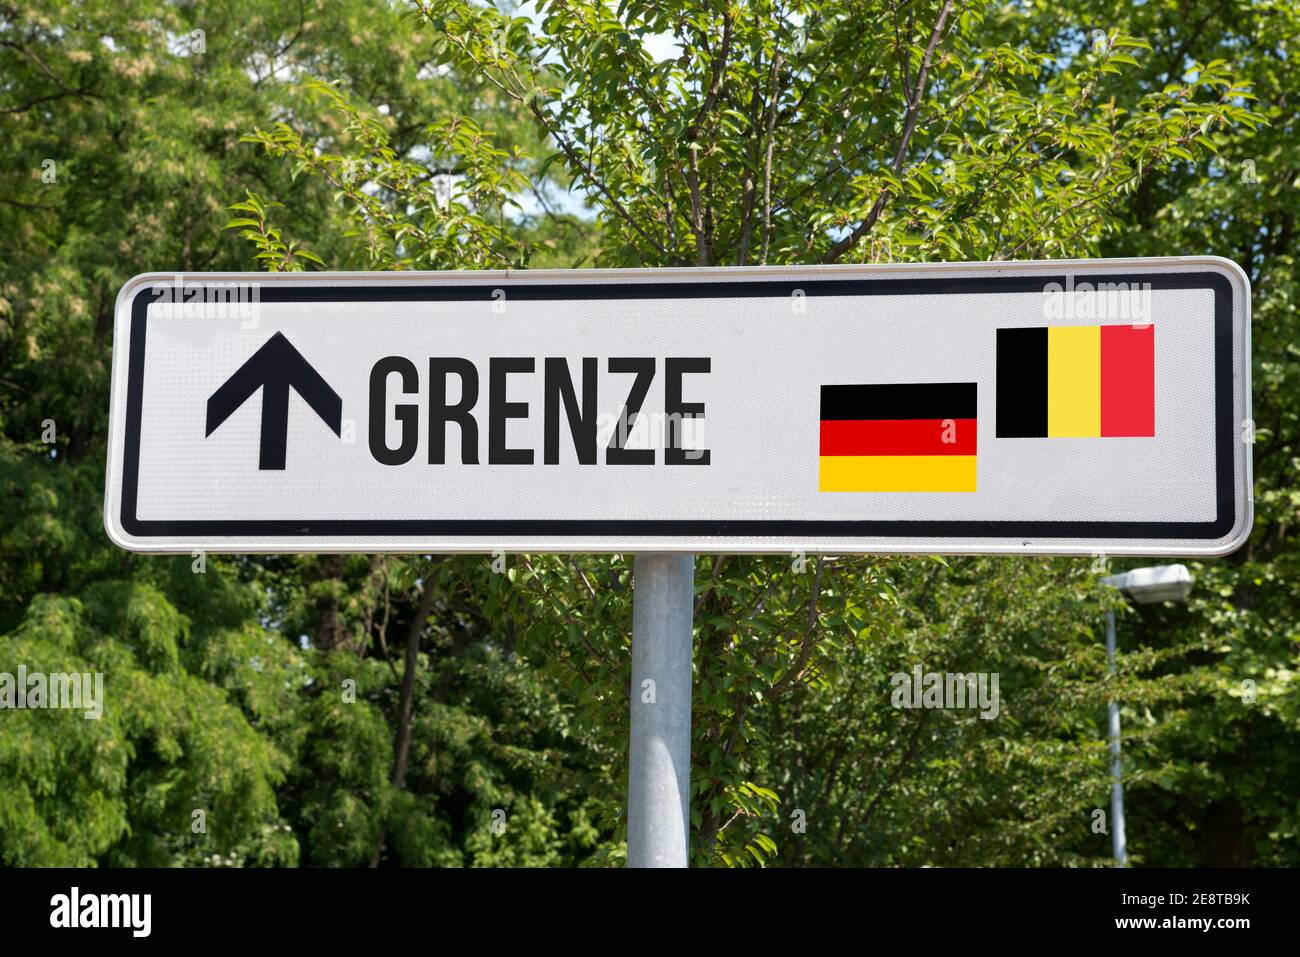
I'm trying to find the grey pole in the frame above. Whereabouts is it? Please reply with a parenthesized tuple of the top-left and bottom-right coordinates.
(1105, 608, 1128, 867)
(627, 552, 695, 868)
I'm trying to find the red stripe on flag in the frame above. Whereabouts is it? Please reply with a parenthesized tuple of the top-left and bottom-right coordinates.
(819, 418, 977, 456)
(1100, 325, 1154, 437)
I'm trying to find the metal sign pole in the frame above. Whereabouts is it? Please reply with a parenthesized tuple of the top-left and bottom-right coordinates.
(627, 552, 695, 867)
(1105, 608, 1128, 866)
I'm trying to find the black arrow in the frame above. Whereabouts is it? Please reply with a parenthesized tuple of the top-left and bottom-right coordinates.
(205, 332, 342, 470)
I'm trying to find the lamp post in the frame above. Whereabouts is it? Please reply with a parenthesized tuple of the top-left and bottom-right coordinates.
(1099, 564, 1194, 867)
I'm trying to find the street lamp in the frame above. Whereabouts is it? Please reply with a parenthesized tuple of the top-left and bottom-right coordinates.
(1098, 564, 1194, 867)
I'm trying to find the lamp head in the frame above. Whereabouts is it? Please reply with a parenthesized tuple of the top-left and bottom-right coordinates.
(1101, 564, 1194, 604)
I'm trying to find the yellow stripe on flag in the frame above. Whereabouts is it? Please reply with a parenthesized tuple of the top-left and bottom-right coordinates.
(818, 455, 977, 492)
(1048, 325, 1101, 437)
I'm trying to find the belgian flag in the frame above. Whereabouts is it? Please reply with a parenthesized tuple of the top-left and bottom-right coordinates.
(997, 325, 1154, 437)
(819, 383, 977, 492)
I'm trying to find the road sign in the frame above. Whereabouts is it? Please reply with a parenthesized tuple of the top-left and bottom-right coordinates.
(104, 257, 1251, 556)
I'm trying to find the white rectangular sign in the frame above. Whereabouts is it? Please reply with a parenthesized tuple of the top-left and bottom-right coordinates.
(104, 258, 1251, 555)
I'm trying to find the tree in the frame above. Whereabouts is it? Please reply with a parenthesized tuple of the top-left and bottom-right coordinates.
(0, 0, 605, 867)
(238, 0, 1269, 867)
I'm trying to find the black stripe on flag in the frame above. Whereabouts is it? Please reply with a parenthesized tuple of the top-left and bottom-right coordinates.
(820, 382, 977, 421)
(996, 327, 1048, 437)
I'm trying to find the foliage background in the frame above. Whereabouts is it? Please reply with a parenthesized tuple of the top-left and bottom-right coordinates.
(0, 0, 1295, 867)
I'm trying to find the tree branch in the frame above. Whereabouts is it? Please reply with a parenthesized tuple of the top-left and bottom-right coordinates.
(821, 0, 954, 263)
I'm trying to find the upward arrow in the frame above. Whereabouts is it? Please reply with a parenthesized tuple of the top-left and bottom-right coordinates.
(205, 332, 342, 470)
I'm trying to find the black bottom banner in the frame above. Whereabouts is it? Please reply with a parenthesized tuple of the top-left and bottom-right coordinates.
(0, 865, 1286, 944)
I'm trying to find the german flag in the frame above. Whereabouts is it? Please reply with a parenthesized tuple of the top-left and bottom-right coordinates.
(819, 383, 977, 492)
(997, 325, 1154, 437)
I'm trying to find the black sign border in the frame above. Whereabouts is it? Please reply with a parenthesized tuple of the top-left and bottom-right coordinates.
(119, 271, 1237, 541)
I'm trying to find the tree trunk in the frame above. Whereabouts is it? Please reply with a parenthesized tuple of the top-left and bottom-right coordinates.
(370, 566, 440, 867)
(1202, 798, 1253, 868)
